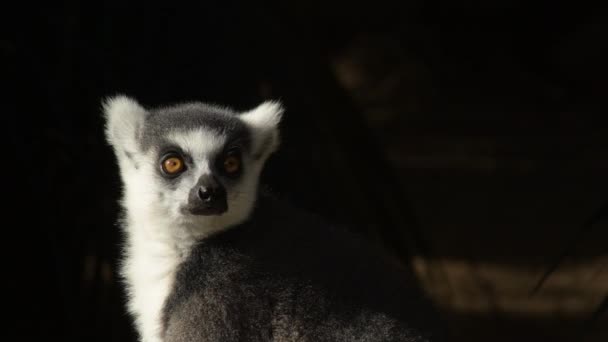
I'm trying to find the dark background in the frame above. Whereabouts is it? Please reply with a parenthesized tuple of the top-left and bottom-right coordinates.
(4, 1, 608, 341)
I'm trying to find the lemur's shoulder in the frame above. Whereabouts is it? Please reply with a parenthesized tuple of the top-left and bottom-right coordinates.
(163, 192, 444, 341)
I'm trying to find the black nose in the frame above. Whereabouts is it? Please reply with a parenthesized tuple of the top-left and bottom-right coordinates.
(187, 177, 227, 216)
(198, 186, 220, 202)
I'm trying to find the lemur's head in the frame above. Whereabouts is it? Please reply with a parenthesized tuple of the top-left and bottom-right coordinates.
(104, 95, 282, 233)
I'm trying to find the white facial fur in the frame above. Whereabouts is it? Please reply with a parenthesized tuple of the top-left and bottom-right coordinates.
(103, 95, 283, 342)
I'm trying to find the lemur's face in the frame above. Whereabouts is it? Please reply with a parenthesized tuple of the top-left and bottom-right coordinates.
(104, 96, 282, 230)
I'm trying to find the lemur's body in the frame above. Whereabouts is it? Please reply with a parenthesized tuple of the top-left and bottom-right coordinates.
(104, 96, 442, 342)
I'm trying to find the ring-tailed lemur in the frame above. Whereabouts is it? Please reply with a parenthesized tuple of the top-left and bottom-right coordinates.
(103, 95, 443, 342)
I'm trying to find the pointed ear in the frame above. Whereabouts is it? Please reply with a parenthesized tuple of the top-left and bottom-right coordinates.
(239, 100, 284, 161)
(103, 95, 148, 156)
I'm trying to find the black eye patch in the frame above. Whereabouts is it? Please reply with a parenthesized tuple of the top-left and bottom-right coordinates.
(160, 152, 187, 178)
(216, 147, 243, 179)
(155, 145, 193, 180)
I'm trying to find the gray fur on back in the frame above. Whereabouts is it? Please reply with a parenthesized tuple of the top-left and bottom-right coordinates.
(162, 194, 443, 342)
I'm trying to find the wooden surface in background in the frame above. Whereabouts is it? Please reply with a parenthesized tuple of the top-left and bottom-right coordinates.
(331, 32, 608, 341)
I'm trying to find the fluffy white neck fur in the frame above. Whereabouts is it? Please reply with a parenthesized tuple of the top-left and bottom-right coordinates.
(121, 172, 192, 342)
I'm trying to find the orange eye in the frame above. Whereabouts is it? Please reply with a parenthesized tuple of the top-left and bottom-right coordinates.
(161, 155, 185, 175)
(223, 155, 241, 174)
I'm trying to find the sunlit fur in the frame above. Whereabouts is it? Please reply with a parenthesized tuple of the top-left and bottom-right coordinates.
(103, 95, 282, 342)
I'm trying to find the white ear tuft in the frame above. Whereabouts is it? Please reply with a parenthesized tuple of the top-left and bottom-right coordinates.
(240, 100, 283, 131)
(103, 95, 148, 155)
(240, 100, 284, 160)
